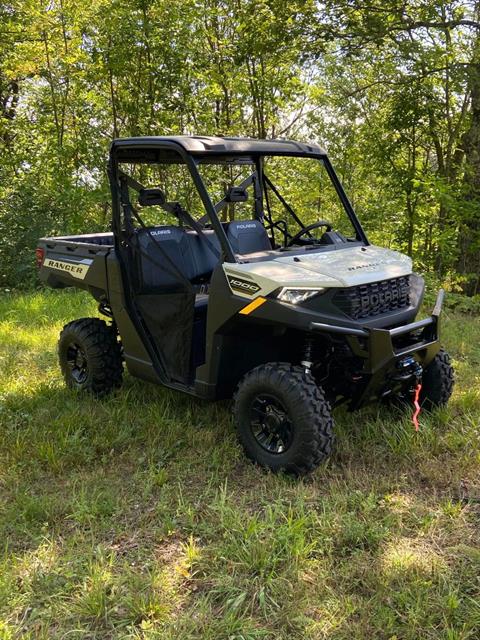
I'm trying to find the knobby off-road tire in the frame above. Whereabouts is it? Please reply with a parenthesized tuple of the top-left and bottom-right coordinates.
(233, 363, 334, 475)
(420, 348, 454, 410)
(58, 317, 123, 396)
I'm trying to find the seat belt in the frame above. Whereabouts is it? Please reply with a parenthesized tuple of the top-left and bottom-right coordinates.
(118, 169, 220, 259)
(171, 203, 220, 259)
(198, 172, 255, 224)
(117, 173, 192, 288)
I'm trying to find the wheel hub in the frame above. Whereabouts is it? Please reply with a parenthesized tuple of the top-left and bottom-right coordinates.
(265, 410, 281, 430)
(66, 342, 88, 384)
(250, 394, 293, 454)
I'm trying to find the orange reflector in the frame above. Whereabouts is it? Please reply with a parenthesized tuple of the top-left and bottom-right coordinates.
(239, 296, 267, 315)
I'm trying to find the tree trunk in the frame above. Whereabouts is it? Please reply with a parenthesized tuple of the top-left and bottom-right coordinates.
(457, 58, 480, 296)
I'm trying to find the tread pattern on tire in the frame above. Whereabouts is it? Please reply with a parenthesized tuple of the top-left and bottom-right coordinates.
(233, 362, 334, 475)
(421, 348, 454, 409)
(59, 317, 123, 396)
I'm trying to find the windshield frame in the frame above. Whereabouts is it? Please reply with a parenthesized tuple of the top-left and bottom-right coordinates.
(191, 152, 369, 257)
(109, 141, 369, 264)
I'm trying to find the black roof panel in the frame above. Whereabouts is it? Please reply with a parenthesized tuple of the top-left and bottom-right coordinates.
(110, 135, 327, 158)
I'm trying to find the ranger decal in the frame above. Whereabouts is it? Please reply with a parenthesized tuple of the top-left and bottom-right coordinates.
(347, 262, 381, 271)
(44, 258, 92, 280)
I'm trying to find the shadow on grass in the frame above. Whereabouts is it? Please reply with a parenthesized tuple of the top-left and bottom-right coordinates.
(1, 368, 475, 495)
(1, 371, 480, 637)
(3, 448, 479, 640)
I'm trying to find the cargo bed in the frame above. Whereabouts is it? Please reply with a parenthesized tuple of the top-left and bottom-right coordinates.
(37, 233, 114, 297)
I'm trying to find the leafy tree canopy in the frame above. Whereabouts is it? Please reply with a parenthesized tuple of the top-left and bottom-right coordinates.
(1, 0, 479, 293)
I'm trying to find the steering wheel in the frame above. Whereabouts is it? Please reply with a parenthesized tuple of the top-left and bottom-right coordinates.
(287, 220, 334, 247)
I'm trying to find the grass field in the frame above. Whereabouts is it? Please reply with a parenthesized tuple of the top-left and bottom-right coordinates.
(0, 289, 479, 639)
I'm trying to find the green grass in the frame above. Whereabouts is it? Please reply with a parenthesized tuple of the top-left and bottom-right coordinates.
(0, 289, 479, 639)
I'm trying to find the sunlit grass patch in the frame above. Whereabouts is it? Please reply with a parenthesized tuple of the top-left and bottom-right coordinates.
(381, 537, 447, 576)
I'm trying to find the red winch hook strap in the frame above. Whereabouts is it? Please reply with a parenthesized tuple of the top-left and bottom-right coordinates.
(412, 382, 422, 431)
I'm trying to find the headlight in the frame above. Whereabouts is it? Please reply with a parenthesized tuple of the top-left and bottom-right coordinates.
(277, 288, 326, 305)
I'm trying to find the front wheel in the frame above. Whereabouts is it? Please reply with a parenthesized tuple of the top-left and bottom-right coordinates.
(58, 317, 123, 396)
(420, 348, 454, 409)
(233, 363, 334, 475)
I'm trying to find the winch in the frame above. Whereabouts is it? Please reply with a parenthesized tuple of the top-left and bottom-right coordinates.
(392, 356, 423, 383)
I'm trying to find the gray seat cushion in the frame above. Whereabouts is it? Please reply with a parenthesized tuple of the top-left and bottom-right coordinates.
(135, 226, 220, 291)
(225, 219, 271, 255)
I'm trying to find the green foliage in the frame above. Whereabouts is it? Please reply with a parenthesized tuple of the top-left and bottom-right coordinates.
(1, 1, 480, 289)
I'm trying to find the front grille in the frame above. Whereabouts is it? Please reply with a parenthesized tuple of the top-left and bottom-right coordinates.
(333, 275, 411, 320)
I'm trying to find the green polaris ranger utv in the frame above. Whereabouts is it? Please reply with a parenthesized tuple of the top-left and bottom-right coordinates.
(37, 136, 454, 474)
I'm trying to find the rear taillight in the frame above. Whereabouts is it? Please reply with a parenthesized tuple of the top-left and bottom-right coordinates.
(35, 247, 45, 268)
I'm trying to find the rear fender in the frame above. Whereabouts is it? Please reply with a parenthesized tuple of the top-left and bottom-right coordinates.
(38, 238, 110, 299)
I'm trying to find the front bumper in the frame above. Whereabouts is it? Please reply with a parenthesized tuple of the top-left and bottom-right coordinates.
(310, 289, 445, 409)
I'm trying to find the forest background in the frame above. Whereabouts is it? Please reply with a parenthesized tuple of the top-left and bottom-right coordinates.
(1, 0, 480, 302)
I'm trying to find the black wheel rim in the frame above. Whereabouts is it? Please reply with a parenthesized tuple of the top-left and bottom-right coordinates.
(65, 341, 88, 385)
(249, 394, 293, 454)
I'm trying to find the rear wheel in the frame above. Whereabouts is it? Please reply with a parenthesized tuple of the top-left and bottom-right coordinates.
(58, 318, 123, 396)
(233, 363, 334, 475)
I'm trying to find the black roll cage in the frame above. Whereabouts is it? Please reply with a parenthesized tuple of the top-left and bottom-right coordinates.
(108, 139, 369, 261)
